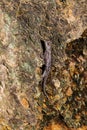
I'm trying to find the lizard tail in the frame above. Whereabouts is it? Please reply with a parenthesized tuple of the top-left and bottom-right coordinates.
(42, 78, 49, 99)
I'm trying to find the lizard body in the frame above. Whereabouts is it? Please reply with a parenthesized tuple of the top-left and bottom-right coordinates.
(41, 40, 51, 99)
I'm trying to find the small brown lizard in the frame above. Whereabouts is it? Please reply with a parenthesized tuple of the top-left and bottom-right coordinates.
(41, 40, 51, 99)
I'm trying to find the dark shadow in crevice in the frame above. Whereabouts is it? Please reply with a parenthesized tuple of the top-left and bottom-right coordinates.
(40, 40, 46, 54)
(40, 40, 46, 74)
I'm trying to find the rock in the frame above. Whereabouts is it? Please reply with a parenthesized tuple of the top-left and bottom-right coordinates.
(0, 0, 87, 129)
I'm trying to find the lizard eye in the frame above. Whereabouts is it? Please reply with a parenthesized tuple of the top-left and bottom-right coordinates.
(47, 41, 51, 46)
(47, 42, 50, 46)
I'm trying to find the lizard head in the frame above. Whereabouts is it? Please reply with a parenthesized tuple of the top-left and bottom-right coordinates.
(45, 41, 51, 50)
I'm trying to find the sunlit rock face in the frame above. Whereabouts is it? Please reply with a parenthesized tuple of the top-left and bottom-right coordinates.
(0, 0, 87, 129)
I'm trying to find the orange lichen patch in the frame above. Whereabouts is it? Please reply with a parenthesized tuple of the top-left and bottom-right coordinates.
(66, 87, 73, 96)
(38, 106, 42, 113)
(76, 126, 87, 130)
(37, 106, 43, 120)
(35, 67, 41, 81)
(37, 113, 43, 120)
(20, 97, 29, 109)
(63, 70, 70, 78)
(43, 103, 47, 109)
(44, 122, 67, 130)
(0, 119, 4, 123)
(1, 126, 12, 130)
(75, 115, 81, 121)
(35, 67, 41, 74)
(44, 121, 87, 130)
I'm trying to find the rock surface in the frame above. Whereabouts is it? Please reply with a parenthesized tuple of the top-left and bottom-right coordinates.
(0, 0, 87, 129)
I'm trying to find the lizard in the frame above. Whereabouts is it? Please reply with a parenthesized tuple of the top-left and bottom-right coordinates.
(40, 40, 51, 99)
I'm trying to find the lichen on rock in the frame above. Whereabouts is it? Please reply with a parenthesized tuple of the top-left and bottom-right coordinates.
(0, 0, 87, 129)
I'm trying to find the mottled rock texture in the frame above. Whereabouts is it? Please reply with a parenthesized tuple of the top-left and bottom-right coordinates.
(0, 0, 87, 129)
